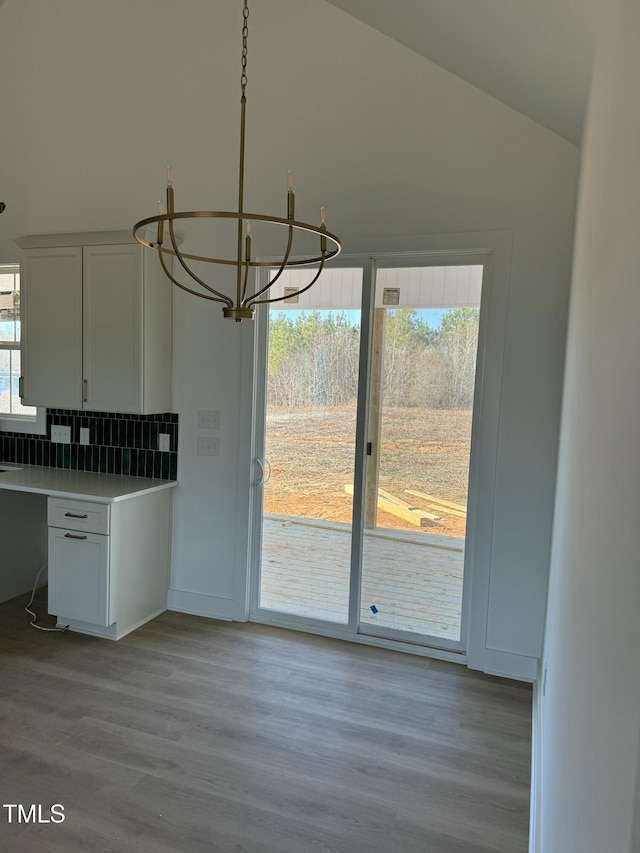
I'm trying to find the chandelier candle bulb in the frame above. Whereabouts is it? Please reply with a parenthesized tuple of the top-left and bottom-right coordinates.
(287, 187, 295, 220)
(287, 171, 295, 219)
(132, 0, 341, 322)
(245, 221, 252, 260)
(157, 202, 165, 244)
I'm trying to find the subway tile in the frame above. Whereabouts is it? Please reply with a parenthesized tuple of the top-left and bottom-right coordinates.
(169, 453, 177, 480)
(0, 408, 178, 480)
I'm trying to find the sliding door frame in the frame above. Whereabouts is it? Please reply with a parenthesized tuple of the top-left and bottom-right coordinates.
(245, 231, 513, 668)
(248, 254, 370, 630)
(354, 250, 492, 654)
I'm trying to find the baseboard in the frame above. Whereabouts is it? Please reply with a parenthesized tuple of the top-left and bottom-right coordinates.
(167, 588, 235, 621)
(57, 617, 118, 640)
(57, 607, 167, 640)
(529, 674, 543, 853)
(473, 647, 538, 682)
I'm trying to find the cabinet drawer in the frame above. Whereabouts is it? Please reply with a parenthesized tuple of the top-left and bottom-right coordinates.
(48, 498, 110, 535)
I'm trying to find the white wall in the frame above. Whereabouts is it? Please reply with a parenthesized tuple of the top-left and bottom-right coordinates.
(539, 0, 640, 848)
(0, 0, 579, 676)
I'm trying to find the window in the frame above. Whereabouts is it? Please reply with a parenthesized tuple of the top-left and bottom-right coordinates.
(0, 264, 45, 434)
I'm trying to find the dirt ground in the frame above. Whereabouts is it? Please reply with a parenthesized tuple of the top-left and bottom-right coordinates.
(264, 405, 472, 538)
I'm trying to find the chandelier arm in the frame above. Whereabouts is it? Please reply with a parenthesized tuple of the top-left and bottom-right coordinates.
(248, 251, 327, 307)
(243, 225, 294, 304)
(134, 213, 341, 266)
(168, 219, 234, 305)
(157, 244, 231, 304)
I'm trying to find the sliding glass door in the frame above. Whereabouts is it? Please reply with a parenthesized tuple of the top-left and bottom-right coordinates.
(359, 263, 482, 647)
(251, 253, 487, 654)
(255, 266, 363, 624)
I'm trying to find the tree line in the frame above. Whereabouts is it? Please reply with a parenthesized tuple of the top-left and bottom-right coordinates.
(268, 308, 479, 409)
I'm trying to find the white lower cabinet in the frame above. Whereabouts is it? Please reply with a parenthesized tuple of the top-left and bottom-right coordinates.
(47, 490, 171, 640)
(48, 528, 111, 626)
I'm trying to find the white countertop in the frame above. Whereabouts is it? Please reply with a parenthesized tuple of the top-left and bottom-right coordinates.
(0, 463, 177, 502)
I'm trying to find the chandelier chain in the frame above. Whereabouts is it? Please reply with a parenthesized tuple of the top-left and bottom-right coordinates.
(241, 0, 249, 95)
(132, 0, 342, 322)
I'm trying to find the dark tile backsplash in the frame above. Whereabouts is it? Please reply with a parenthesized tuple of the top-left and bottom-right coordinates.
(0, 409, 178, 480)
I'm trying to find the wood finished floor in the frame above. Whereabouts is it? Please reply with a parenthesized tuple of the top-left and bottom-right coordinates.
(0, 591, 532, 853)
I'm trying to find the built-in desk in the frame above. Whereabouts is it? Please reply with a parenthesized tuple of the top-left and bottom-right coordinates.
(0, 464, 176, 639)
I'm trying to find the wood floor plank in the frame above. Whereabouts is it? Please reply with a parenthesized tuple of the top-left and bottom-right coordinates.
(0, 592, 532, 852)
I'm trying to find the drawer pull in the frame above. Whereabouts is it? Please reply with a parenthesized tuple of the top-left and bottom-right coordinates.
(64, 533, 88, 540)
(65, 512, 89, 519)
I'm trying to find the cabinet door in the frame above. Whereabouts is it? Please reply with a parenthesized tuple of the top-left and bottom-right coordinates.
(21, 247, 83, 408)
(48, 528, 111, 626)
(83, 244, 143, 413)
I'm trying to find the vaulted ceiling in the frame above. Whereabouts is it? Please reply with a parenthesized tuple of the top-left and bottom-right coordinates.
(325, 0, 597, 144)
(0, 0, 597, 144)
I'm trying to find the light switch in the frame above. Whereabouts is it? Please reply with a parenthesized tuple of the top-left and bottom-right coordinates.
(51, 425, 71, 444)
(197, 436, 220, 456)
(79, 428, 90, 446)
(197, 410, 220, 430)
(158, 433, 171, 452)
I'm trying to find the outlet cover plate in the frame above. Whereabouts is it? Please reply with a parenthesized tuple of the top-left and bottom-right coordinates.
(158, 433, 171, 452)
(51, 425, 71, 444)
(79, 427, 90, 446)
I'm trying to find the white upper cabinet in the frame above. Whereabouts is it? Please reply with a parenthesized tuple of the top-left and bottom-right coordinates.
(21, 246, 84, 410)
(83, 244, 144, 413)
(20, 233, 172, 414)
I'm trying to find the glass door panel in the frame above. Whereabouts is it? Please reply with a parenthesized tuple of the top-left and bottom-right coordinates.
(359, 264, 483, 646)
(258, 267, 363, 623)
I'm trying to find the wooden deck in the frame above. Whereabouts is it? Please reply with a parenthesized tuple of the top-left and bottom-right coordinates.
(260, 515, 465, 642)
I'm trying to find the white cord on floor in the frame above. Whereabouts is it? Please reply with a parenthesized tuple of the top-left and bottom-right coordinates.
(25, 565, 69, 633)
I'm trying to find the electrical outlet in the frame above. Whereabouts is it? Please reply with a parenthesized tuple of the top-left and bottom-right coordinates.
(79, 427, 90, 446)
(51, 425, 71, 444)
(197, 436, 220, 456)
(197, 410, 220, 430)
(158, 433, 171, 452)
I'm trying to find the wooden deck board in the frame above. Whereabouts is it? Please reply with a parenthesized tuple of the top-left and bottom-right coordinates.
(260, 516, 464, 641)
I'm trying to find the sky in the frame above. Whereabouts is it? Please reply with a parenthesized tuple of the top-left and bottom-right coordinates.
(270, 308, 448, 328)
